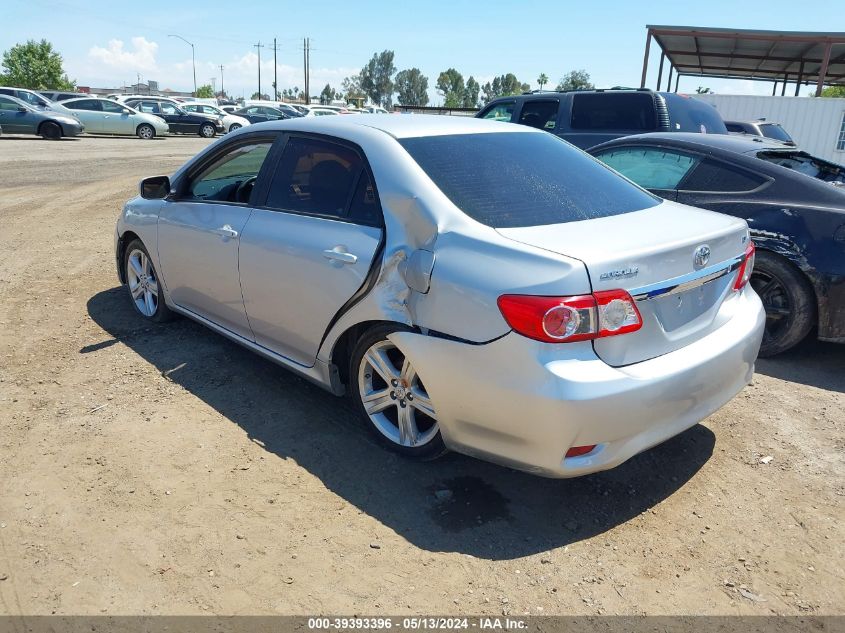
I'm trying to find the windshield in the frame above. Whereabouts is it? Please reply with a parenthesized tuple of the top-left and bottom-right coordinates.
(400, 132, 660, 228)
(759, 123, 793, 143)
(756, 150, 845, 185)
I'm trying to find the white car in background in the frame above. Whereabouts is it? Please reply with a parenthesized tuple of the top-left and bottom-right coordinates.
(61, 97, 169, 139)
(180, 102, 250, 133)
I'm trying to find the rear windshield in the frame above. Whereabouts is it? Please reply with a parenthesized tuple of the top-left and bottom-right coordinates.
(399, 132, 659, 228)
(759, 123, 793, 143)
(756, 150, 845, 184)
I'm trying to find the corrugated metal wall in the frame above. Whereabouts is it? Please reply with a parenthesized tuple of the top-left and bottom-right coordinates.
(695, 94, 845, 163)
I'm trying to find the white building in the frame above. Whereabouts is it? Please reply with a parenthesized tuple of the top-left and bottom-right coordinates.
(696, 94, 845, 163)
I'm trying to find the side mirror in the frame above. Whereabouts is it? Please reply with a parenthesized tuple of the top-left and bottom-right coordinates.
(18, 106, 27, 112)
(139, 175, 171, 200)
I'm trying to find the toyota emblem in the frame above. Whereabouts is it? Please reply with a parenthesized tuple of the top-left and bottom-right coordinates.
(693, 245, 711, 269)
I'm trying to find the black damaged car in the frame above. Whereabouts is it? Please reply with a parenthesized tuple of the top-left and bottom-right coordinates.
(589, 133, 845, 356)
(123, 99, 224, 138)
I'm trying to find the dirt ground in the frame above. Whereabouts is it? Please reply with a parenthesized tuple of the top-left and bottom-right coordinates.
(0, 134, 842, 617)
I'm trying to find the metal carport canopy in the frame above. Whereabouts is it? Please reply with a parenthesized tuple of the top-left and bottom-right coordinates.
(640, 25, 845, 96)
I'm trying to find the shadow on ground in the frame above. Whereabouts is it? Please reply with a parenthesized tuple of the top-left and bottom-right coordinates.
(756, 336, 845, 393)
(87, 287, 716, 560)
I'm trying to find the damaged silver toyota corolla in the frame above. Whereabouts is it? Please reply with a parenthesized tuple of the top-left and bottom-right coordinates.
(115, 115, 765, 477)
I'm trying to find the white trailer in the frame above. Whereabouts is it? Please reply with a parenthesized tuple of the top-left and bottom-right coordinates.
(695, 94, 845, 163)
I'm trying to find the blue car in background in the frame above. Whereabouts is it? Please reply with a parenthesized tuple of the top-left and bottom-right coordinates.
(590, 132, 845, 356)
(0, 94, 84, 139)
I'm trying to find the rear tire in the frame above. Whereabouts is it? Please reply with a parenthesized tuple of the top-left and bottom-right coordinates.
(137, 124, 155, 140)
(349, 325, 447, 461)
(199, 123, 216, 138)
(750, 251, 815, 356)
(40, 121, 61, 140)
(229, 123, 242, 132)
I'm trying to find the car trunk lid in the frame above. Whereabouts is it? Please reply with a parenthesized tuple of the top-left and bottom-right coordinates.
(496, 201, 750, 366)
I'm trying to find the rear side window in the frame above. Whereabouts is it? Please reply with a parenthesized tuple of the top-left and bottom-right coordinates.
(266, 136, 363, 218)
(679, 159, 766, 193)
(400, 132, 659, 228)
(479, 101, 516, 122)
(570, 93, 657, 131)
(518, 100, 559, 130)
(595, 146, 699, 190)
(65, 99, 102, 111)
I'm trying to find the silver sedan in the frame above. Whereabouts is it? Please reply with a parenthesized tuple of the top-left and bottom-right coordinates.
(115, 115, 765, 477)
(61, 97, 169, 139)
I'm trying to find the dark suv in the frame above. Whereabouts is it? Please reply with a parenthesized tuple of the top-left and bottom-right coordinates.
(476, 89, 727, 149)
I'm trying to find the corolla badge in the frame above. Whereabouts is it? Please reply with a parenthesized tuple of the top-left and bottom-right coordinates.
(693, 245, 711, 270)
(599, 266, 638, 281)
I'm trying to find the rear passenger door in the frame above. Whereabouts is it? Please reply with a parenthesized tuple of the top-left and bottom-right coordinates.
(64, 99, 104, 132)
(514, 99, 560, 132)
(238, 134, 384, 366)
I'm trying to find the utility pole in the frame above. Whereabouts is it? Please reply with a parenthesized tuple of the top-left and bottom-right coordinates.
(210, 77, 216, 94)
(273, 38, 278, 101)
(303, 37, 311, 105)
(255, 42, 263, 99)
(220, 65, 224, 98)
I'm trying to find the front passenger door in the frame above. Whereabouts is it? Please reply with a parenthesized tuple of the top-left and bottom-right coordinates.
(238, 135, 383, 366)
(157, 135, 278, 338)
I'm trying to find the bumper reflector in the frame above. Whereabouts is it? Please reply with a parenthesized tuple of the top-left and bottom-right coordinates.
(565, 445, 597, 458)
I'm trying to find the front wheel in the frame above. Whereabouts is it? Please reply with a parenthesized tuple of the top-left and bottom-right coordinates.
(750, 251, 815, 356)
(199, 123, 216, 138)
(137, 123, 155, 140)
(40, 121, 62, 140)
(229, 123, 242, 132)
(123, 239, 173, 322)
(350, 326, 446, 460)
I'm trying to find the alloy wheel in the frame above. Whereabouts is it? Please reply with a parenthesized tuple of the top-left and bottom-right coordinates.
(138, 125, 154, 140)
(357, 340, 438, 447)
(126, 248, 159, 317)
(750, 269, 791, 346)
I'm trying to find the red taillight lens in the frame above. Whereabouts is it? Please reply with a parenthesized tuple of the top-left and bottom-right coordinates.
(565, 445, 597, 458)
(733, 242, 756, 291)
(498, 290, 642, 344)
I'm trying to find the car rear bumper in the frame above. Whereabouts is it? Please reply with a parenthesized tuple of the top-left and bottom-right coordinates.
(392, 286, 765, 478)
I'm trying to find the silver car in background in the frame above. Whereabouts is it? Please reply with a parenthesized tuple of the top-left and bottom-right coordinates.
(61, 97, 169, 139)
(115, 115, 764, 477)
(0, 94, 84, 139)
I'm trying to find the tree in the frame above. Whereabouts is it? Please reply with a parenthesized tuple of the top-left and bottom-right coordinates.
(341, 74, 364, 99)
(463, 76, 480, 108)
(320, 83, 339, 104)
(556, 69, 593, 91)
(250, 91, 270, 100)
(537, 73, 549, 90)
(436, 68, 465, 107)
(394, 68, 429, 106)
(695, 86, 712, 94)
(195, 84, 214, 98)
(818, 86, 845, 97)
(1, 39, 75, 90)
(360, 51, 396, 108)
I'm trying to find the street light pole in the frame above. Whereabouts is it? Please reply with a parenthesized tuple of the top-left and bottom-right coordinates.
(169, 34, 197, 96)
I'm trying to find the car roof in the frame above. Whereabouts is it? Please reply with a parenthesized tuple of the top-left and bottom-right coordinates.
(245, 113, 538, 139)
(590, 131, 794, 154)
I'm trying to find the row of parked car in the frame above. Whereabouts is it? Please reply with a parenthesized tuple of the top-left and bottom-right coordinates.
(0, 85, 390, 140)
(477, 88, 844, 356)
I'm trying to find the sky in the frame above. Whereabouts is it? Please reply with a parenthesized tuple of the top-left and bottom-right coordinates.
(2, 0, 841, 102)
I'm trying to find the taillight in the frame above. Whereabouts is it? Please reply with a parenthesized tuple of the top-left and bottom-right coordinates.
(497, 290, 642, 344)
(733, 242, 756, 291)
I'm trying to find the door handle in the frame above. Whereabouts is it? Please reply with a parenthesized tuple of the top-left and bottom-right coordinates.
(215, 225, 239, 240)
(323, 247, 358, 265)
